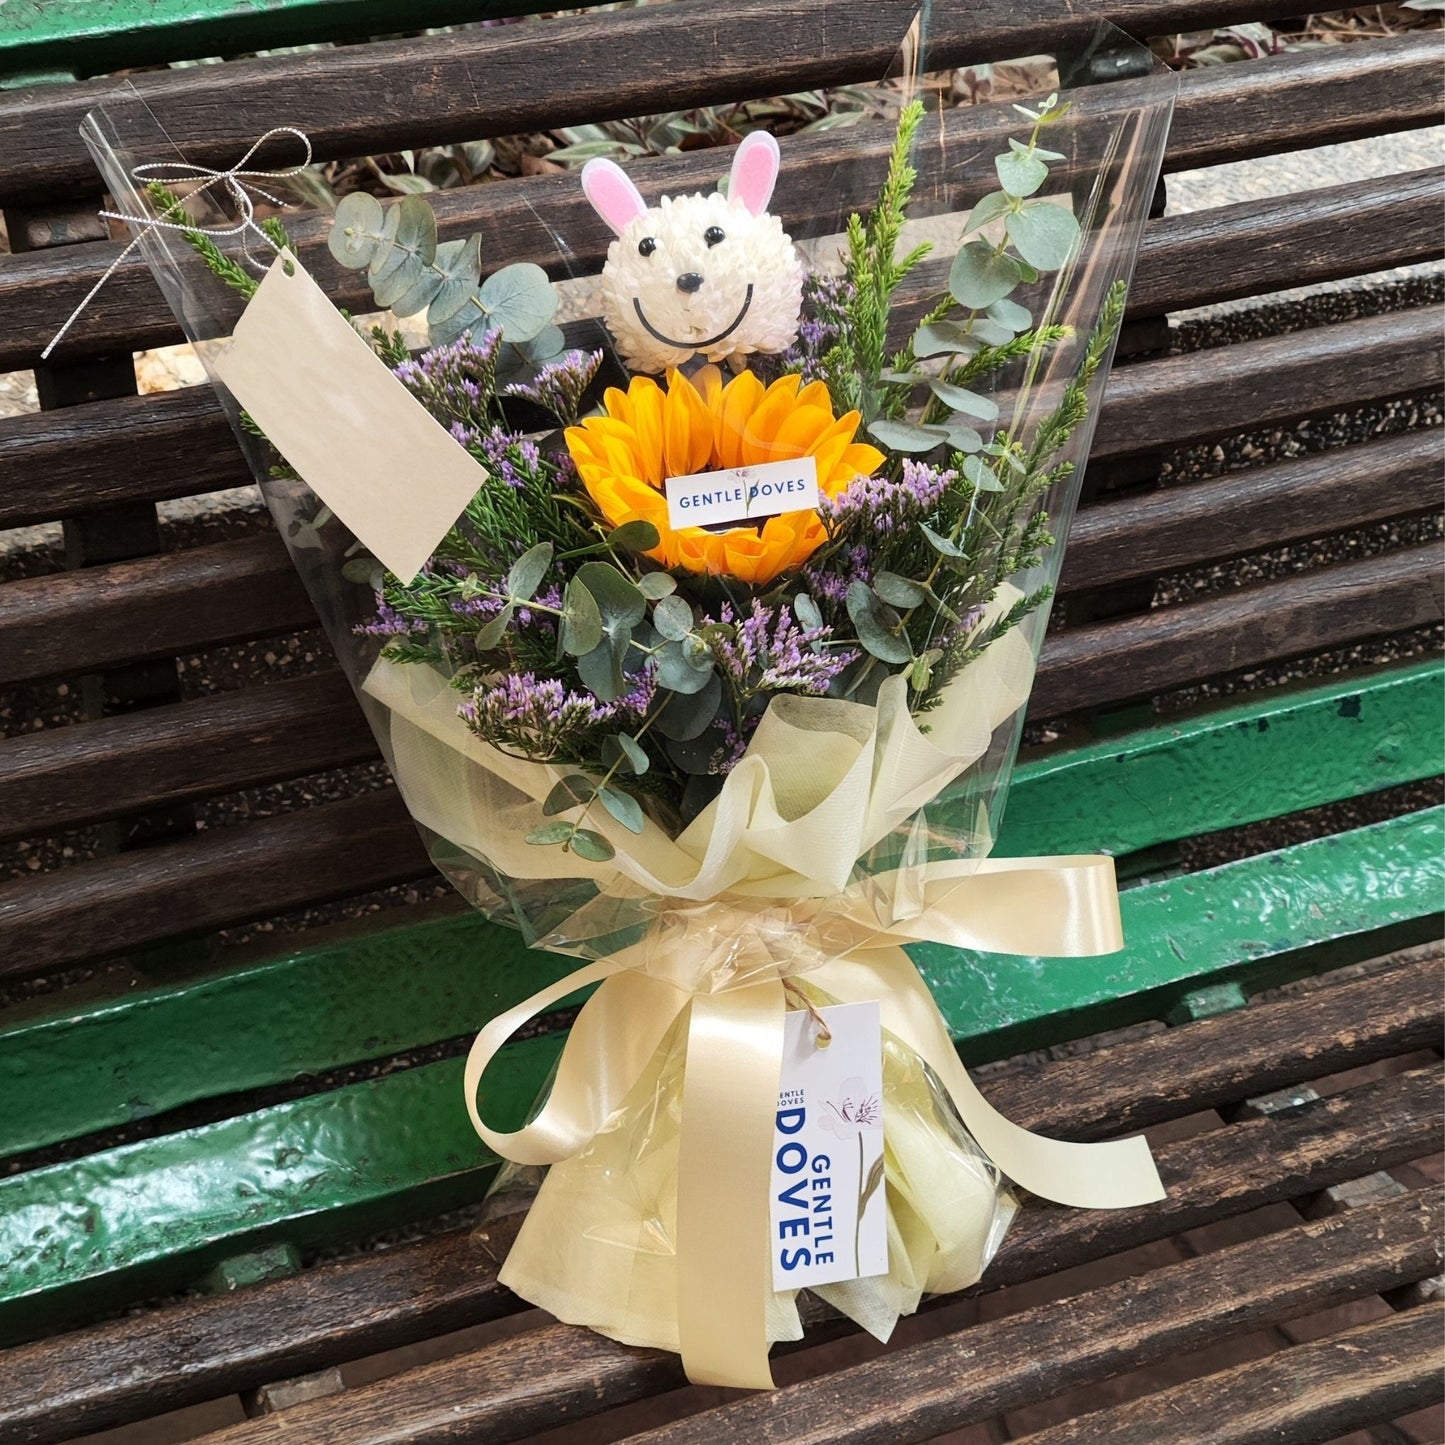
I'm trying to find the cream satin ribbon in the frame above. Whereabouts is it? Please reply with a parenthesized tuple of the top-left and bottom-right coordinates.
(464, 853, 1165, 1389)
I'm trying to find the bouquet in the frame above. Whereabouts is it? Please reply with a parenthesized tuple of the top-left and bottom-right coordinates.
(71, 21, 1178, 1387)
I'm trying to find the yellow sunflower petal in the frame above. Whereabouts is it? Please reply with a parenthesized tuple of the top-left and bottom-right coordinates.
(713, 369, 764, 469)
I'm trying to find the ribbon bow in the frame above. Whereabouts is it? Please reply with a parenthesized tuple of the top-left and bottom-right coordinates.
(465, 855, 1165, 1389)
(44, 127, 313, 358)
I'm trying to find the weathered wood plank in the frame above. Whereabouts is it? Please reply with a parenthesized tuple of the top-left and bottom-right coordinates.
(0, 534, 304, 685)
(611, 1194, 1444, 1445)
(1, 980, 1436, 1445)
(4, 2, 1429, 207)
(5, 35, 1440, 372)
(1011, 1303, 1444, 1445)
(1060, 428, 1445, 594)
(0, 788, 431, 976)
(0, 671, 375, 843)
(1032, 542, 1445, 718)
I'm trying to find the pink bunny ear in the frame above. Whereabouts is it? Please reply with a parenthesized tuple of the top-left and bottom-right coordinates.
(728, 130, 780, 216)
(581, 158, 648, 235)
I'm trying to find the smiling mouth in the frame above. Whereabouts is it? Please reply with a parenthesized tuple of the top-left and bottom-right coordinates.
(633, 285, 754, 351)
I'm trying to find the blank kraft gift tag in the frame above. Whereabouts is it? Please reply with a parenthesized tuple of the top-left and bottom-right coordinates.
(214, 251, 485, 582)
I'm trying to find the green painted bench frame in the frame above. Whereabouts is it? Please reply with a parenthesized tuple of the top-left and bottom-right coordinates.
(0, 0, 1440, 1382)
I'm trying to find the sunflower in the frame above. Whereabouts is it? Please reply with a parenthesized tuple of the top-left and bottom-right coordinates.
(564, 366, 885, 585)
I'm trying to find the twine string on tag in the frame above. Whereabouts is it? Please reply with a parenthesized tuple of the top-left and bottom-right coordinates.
(43, 126, 313, 359)
(781, 978, 832, 1047)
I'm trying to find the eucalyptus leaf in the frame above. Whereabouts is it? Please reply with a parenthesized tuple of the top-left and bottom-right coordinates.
(946, 424, 984, 453)
(543, 774, 596, 816)
(427, 236, 484, 325)
(963, 454, 1003, 491)
(968, 317, 1016, 347)
(602, 732, 650, 776)
(598, 786, 645, 834)
(476, 603, 513, 651)
(526, 821, 575, 846)
(653, 671, 723, 741)
(611, 519, 661, 553)
(948, 241, 1024, 310)
(652, 594, 693, 642)
(372, 252, 427, 311)
(961, 189, 1013, 237)
(560, 576, 603, 657)
(569, 828, 616, 862)
(476, 262, 558, 343)
(988, 297, 1032, 332)
(506, 541, 553, 602)
(656, 640, 714, 694)
(365, 202, 401, 280)
(1006, 200, 1080, 271)
(793, 592, 823, 631)
(340, 556, 382, 586)
(328, 192, 384, 268)
(390, 265, 445, 320)
(846, 582, 911, 665)
(921, 522, 965, 558)
(873, 570, 927, 608)
(638, 572, 677, 600)
(879, 369, 927, 385)
(927, 379, 999, 422)
(577, 638, 626, 701)
(912, 320, 983, 359)
(995, 148, 1049, 198)
(868, 419, 949, 453)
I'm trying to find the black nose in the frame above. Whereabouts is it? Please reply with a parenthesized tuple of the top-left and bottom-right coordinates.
(675, 272, 704, 294)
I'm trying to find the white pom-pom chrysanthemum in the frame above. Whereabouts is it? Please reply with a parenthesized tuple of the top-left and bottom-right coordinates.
(598, 191, 804, 375)
(581, 134, 805, 376)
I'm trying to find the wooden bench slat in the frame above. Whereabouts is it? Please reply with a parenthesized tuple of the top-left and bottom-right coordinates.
(3, 666, 1435, 1160)
(607, 1192, 1444, 1445)
(1, 0, 1419, 206)
(1, 960, 1437, 1443)
(1032, 541, 1445, 718)
(0, 788, 431, 977)
(0, 670, 375, 843)
(1094, 305, 1443, 461)
(4, 307, 1437, 690)
(1012, 1303, 1444, 1445)
(5, 36, 1440, 373)
(1061, 427, 1445, 594)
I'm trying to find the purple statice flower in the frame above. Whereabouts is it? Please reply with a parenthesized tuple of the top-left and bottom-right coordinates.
(502, 349, 603, 427)
(355, 599, 426, 638)
(708, 717, 749, 774)
(393, 329, 502, 430)
(821, 459, 954, 537)
(803, 543, 871, 610)
(770, 273, 854, 384)
(710, 597, 857, 697)
(476, 426, 543, 489)
(462, 671, 616, 739)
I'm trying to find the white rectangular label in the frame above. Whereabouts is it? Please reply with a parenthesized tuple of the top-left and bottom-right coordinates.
(665, 455, 819, 531)
(214, 253, 486, 584)
(770, 1000, 887, 1293)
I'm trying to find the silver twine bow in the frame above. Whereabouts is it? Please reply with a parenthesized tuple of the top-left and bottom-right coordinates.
(43, 126, 313, 359)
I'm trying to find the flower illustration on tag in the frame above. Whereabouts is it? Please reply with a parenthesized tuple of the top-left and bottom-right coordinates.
(821, 1076, 884, 1276)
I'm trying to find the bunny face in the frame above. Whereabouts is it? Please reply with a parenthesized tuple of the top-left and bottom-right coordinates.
(582, 133, 805, 375)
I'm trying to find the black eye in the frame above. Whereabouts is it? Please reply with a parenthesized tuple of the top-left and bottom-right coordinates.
(638, 236, 657, 257)
(704, 226, 725, 247)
